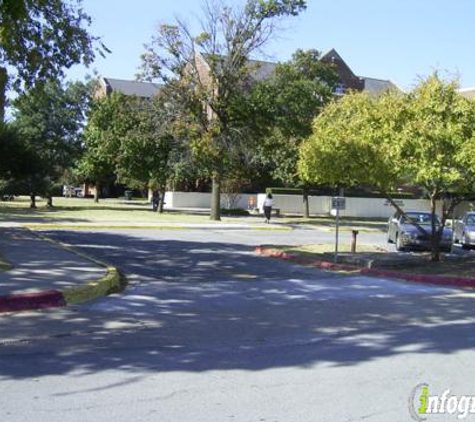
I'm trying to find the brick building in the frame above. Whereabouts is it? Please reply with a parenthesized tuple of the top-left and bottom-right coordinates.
(98, 48, 398, 100)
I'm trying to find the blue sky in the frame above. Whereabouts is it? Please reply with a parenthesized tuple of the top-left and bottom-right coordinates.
(68, 0, 475, 91)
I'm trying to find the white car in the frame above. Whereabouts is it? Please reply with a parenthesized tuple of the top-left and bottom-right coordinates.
(387, 210, 452, 252)
(453, 212, 475, 249)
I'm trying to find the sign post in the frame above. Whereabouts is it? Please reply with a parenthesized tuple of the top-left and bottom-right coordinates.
(332, 196, 346, 263)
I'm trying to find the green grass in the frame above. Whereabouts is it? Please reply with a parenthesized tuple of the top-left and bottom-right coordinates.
(278, 215, 387, 232)
(269, 244, 475, 279)
(275, 243, 387, 255)
(0, 196, 249, 224)
(0, 253, 12, 272)
(0, 197, 390, 230)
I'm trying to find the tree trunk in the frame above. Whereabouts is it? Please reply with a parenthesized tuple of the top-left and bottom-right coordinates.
(46, 194, 53, 208)
(30, 192, 37, 209)
(210, 173, 221, 221)
(303, 187, 310, 218)
(94, 182, 100, 203)
(430, 195, 440, 262)
(158, 187, 166, 214)
(0, 67, 7, 124)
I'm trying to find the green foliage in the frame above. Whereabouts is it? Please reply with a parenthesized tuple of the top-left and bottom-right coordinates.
(299, 91, 403, 191)
(299, 73, 475, 261)
(79, 91, 190, 198)
(0, 124, 41, 194)
(138, 0, 308, 219)
(77, 92, 125, 187)
(251, 49, 337, 187)
(9, 79, 93, 197)
(266, 187, 302, 195)
(0, 0, 105, 120)
(115, 95, 178, 191)
(250, 0, 306, 18)
(401, 75, 475, 197)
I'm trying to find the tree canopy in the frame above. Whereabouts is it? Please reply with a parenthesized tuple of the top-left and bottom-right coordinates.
(249, 49, 337, 215)
(299, 75, 475, 261)
(10, 78, 93, 206)
(139, 0, 307, 220)
(0, 0, 105, 121)
(79, 91, 187, 207)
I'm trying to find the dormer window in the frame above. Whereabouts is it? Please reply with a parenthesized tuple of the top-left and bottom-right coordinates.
(333, 83, 345, 95)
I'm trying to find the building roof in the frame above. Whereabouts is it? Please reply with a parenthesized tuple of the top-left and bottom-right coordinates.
(247, 59, 278, 81)
(457, 87, 475, 100)
(101, 49, 397, 98)
(362, 77, 399, 96)
(321, 49, 398, 95)
(200, 53, 277, 82)
(102, 77, 162, 98)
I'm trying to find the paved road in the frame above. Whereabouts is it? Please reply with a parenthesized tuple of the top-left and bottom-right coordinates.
(1, 227, 475, 421)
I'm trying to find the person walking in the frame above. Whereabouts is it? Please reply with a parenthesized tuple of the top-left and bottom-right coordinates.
(152, 190, 160, 212)
(263, 193, 274, 223)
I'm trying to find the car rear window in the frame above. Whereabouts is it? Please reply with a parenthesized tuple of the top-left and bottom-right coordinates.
(402, 213, 439, 225)
(465, 216, 475, 225)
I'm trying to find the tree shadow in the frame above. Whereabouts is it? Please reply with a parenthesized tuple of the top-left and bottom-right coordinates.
(1, 229, 475, 383)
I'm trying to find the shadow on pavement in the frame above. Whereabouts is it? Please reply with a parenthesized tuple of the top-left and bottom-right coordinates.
(1, 229, 475, 383)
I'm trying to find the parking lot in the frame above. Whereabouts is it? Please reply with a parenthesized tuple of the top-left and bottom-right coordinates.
(1, 225, 475, 421)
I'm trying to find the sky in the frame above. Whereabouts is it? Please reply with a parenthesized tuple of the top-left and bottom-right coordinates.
(67, 0, 475, 91)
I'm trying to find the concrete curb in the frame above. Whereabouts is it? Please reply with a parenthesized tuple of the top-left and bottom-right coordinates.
(0, 255, 12, 272)
(0, 290, 66, 313)
(0, 230, 127, 313)
(23, 223, 292, 232)
(255, 246, 475, 288)
(62, 266, 126, 305)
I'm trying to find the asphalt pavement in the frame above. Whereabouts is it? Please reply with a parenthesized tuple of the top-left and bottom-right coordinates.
(0, 228, 106, 297)
(2, 224, 475, 421)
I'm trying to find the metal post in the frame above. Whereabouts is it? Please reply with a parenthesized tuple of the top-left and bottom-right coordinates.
(335, 204, 340, 263)
(451, 207, 455, 255)
(351, 230, 359, 254)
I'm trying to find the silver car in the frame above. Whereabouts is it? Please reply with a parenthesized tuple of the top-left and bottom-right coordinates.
(387, 211, 452, 252)
(453, 211, 475, 249)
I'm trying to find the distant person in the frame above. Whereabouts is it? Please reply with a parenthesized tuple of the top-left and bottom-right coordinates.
(152, 191, 160, 212)
(263, 193, 274, 223)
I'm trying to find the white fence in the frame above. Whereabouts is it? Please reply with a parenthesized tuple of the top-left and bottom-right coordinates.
(164, 191, 471, 218)
(164, 191, 256, 210)
(257, 194, 447, 218)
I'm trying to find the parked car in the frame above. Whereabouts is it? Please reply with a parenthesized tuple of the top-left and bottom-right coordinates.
(453, 211, 475, 249)
(387, 210, 452, 252)
(62, 186, 83, 198)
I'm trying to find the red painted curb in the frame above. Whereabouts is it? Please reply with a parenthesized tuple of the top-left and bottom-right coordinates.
(255, 246, 475, 288)
(0, 290, 66, 313)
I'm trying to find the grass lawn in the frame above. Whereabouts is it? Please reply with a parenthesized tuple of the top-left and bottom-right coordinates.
(278, 216, 388, 232)
(0, 253, 12, 271)
(0, 196, 249, 225)
(270, 244, 475, 279)
(273, 243, 387, 255)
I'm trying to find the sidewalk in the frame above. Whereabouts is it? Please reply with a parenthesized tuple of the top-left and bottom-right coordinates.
(0, 228, 110, 312)
(0, 220, 294, 231)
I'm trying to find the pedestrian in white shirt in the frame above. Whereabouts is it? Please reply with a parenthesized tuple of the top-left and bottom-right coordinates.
(263, 193, 274, 223)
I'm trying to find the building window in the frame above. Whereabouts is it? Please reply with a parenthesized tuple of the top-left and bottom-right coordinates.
(333, 83, 345, 95)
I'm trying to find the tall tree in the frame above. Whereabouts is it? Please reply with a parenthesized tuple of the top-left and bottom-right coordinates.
(139, 0, 307, 220)
(11, 79, 93, 207)
(0, 0, 105, 122)
(77, 92, 125, 203)
(115, 93, 187, 212)
(400, 75, 475, 260)
(0, 123, 41, 199)
(79, 90, 187, 207)
(250, 49, 337, 216)
(299, 76, 475, 262)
